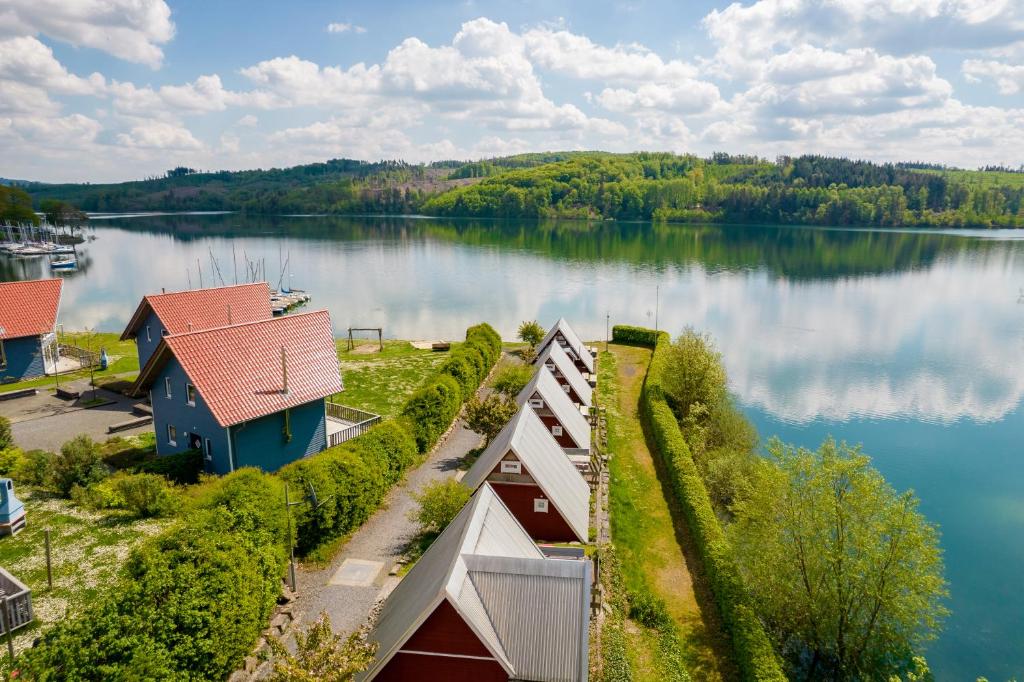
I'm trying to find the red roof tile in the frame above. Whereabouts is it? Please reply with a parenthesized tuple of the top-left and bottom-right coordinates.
(147, 309, 342, 427)
(121, 283, 272, 340)
(0, 279, 62, 340)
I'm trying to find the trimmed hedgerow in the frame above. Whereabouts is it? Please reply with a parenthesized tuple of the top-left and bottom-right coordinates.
(401, 375, 463, 453)
(18, 468, 287, 681)
(641, 330, 787, 682)
(612, 324, 662, 348)
(136, 448, 204, 484)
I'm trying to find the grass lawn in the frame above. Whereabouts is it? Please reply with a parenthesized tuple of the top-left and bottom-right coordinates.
(332, 340, 450, 418)
(0, 332, 140, 395)
(0, 488, 169, 655)
(599, 344, 735, 681)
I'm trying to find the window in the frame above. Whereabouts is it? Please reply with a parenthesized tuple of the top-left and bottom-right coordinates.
(161, 329, 169, 337)
(529, 398, 544, 409)
(551, 425, 563, 437)
(167, 424, 177, 446)
(164, 377, 172, 399)
(0, 340, 6, 369)
(500, 460, 522, 475)
(145, 326, 151, 342)
(204, 438, 213, 461)
(186, 383, 196, 406)
(562, 384, 571, 394)
(534, 498, 549, 513)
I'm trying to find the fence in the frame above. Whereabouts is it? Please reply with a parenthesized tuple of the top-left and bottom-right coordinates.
(59, 344, 101, 369)
(326, 402, 381, 447)
(0, 567, 33, 633)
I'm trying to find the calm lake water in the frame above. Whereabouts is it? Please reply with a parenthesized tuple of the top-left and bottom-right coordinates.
(4, 213, 1023, 679)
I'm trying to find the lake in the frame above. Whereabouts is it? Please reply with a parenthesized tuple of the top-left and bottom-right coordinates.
(3, 213, 1023, 679)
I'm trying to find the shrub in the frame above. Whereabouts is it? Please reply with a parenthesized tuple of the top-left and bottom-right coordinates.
(401, 375, 462, 453)
(268, 612, 376, 681)
(0, 415, 12, 450)
(612, 324, 661, 348)
(640, 329, 786, 682)
(438, 352, 478, 399)
(116, 473, 177, 518)
(350, 419, 418, 487)
(517, 320, 545, 348)
(13, 448, 51, 486)
(463, 394, 518, 445)
(492, 364, 534, 398)
(50, 435, 108, 496)
(628, 586, 673, 630)
(137, 449, 204, 484)
(0, 447, 24, 476)
(412, 479, 470, 534)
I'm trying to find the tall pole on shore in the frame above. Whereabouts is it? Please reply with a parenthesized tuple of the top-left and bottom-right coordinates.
(655, 285, 660, 333)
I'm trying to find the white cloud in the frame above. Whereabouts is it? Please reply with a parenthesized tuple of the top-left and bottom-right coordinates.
(327, 22, 366, 34)
(963, 58, 1024, 94)
(117, 120, 203, 150)
(523, 27, 699, 81)
(0, 0, 175, 68)
(237, 114, 259, 127)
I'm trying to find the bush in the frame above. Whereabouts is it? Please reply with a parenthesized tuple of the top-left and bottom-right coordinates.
(351, 419, 418, 487)
(438, 352, 479, 399)
(137, 448, 204, 484)
(50, 435, 108, 496)
(641, 329, 786, 682)
(492, 364, 534, 398)
(0, 447, 24, 476)
(517, 320, 545, 348)
(612, 324, 661, 348)
(19, 468, 287, 680)
(412, 479, 470, 534)
(13, 449, 51, 486)
(463, 394, 518, 444)
(628, 586, 673, 630)
(0, 415, 12, 450)
(116, 473, 177, 517)
(401, 375, 462, 453)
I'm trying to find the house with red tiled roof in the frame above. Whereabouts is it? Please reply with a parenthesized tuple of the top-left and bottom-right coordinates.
(0, 279, 63, 382)
(131, 309, 345, 474)
(120, 283, 272, 370)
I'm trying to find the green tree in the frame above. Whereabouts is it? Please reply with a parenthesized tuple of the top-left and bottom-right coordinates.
(730, 438, 948, 681)
(491, 364, 534, 399)
(0, 184, 38, 224)
(268, 613, 376, 682)
(661, 328, 727, 421)
(517, 320, 545, 348)
(463, 394, 518, 445)
(411, 479, 470, 534)
(0, 416, 12, 450)
(50, 435, 107, 496)
(39, 198, 87, 224)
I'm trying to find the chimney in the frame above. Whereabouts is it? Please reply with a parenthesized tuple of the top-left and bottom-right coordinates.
(281, 346, 289, 395)
(161, 287, 165, 294)
(227, 305, 232, 324)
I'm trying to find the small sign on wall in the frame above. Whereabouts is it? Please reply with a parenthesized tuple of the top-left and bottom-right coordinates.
(534, 498, 549, 513)
(551, 425, 563, 437)
(529, 398, 544, 409)
(500, 460, 522, 475)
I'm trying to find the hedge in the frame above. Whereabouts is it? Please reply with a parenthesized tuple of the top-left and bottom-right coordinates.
(640, 330, 787, 682)
(136, 448, 203, 484)
(612, 324, 662, 348)
(401, 375, 463, 453)
(18, 468, 287, 681)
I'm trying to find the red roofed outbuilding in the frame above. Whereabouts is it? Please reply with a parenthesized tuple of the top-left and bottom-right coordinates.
(0, 279, 63, 382)
(132, 309, 345, 474)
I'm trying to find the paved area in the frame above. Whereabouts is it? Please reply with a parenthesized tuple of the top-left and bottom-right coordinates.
(0, 380, 150, 451)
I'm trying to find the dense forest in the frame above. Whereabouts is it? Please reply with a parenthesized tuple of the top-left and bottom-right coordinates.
(13, 152, 1024, 228)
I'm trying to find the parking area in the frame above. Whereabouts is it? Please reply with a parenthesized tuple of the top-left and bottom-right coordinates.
(0, 380, 151, 451)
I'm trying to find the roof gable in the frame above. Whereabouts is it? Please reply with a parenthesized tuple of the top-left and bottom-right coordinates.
(535, 342, 593, 407)
(0, 279, 62, 340)
(515, 367, 590, 451)
(121, 283, 272, 340)
(135, 309, 342, 427)
(462, 407, 590, 542)
(537, 318, 593, 373)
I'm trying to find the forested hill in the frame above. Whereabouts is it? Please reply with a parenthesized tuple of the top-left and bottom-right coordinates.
(21, 152, 1024, 228)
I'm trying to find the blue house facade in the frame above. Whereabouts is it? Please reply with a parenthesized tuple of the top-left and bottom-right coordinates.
(0, 335, 48, 383)
(134, 310, 167, 371)
(0, 279, 63, 383)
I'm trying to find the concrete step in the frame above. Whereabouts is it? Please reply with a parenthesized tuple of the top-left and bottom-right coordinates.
(107, 415, 153, 434)
(0, 388, 36, 402)
(131, 402, 153, 417)
(55, 387, 80, 400)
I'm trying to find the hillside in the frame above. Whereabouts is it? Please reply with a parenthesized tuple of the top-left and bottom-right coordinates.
(23, 152, 1024, 228)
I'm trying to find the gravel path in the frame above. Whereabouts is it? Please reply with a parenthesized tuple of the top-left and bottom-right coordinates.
(290, 393, 487, 635)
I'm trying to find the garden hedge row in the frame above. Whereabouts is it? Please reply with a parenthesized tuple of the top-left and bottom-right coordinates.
(641, 330, 787, 682)
(19, 468, 287, 681)
(612, 324, 663, 348)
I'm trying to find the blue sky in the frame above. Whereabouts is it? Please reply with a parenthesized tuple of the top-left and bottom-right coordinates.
(2, 0, 1023, 182)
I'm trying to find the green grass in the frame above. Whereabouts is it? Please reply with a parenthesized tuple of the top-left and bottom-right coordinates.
(599, 345, 735, 682)
(332, 340, 449, 417)
(0, 488, 170, 655)
(0, 332, 139, 395)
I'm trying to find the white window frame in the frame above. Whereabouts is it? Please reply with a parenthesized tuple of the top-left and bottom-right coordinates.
(164, 376, 172, 399)
(145, 325, 152, 342)
(186, 383, 196, 407)
(204, 438, 213, 461)
(0, 339, 6, 369)
(529, 398, 544, 409)
(534, 498, 549, 513)
(167, 424, 177, 447)
(500, 460, 522, 475)
(551, 425, 563, 437)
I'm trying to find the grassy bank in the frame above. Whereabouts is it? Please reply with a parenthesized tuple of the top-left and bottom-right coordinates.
(333, 340, 449, 417)
(600, 344, 736, 681)
(0, 332, 139, 395)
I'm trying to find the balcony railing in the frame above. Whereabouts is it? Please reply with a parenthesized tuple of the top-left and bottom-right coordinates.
(326, 401, 381, 448)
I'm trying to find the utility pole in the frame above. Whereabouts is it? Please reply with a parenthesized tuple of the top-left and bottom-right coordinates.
(606, 312, 610, 352)
(655, 285, 660, 333)
(284, 484, 300, 592)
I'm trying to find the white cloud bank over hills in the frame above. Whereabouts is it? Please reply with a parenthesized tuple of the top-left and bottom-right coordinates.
(3, 0, 1024, 181)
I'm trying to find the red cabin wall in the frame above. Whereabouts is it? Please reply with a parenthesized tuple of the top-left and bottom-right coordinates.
(489, 482, 579, 542)
(375, 600, 508, 682)
(538, 414, 579, 448)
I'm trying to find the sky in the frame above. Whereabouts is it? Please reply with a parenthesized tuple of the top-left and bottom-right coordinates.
(1, 0, 1023, 183)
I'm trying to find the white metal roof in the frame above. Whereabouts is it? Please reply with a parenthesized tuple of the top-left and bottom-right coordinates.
(535, 341, 593, 407)
(515, 366, 591, 452)
(362, 483, 590, 681)
(537, 318, 594, 374)
(462, 406, 591, 543)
